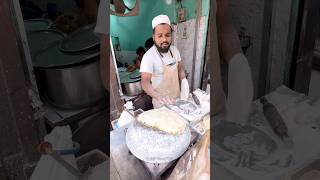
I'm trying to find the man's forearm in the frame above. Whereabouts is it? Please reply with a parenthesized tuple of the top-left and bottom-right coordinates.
(178, 62, 186, 81)
(141, 80, 162, 99)
(216, 0, 242, 63)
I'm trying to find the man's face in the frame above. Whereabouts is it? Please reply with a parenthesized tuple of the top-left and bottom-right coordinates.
(153, 24, 172, 53)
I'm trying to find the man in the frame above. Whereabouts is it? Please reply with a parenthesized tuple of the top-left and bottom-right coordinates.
(140, 15, 189, 108)
(144, 37, 154, 50)
(215, 0, 254, 125)
(127, 47, 145, 71)
(134, 46, 145, 69)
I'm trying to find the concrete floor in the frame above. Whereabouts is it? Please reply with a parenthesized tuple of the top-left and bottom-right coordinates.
(308, 69, 320, 99)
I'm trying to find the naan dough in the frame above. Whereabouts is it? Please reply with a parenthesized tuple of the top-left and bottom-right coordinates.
(137, 107, 187, 135)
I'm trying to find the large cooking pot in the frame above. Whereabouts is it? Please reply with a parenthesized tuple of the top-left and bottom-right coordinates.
(119, 69, 142, 96)
(32, 24, 106, 109)
(121, 80, 142, 96)
(33, 41, 105, 109)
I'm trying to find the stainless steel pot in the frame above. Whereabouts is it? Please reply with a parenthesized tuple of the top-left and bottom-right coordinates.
(36, 58, 106, 109)
(121, 80, 142, 96)
(119, 70, 142, 96)
(30, 23, 106, 109)
(34, 40, 105, 109)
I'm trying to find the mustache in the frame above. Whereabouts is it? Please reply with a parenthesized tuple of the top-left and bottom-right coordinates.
(161, 42, 169, 46)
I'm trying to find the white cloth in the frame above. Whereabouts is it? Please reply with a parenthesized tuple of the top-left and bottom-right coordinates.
(180, 78, 189, 100)
(226, 53, 253, 126)
(94, 0, 108, 36)
(152, 14, 171, 29)
(117, 110, 135, 128)
(140, 45, 182, 88)
(30, 126, 77, 180)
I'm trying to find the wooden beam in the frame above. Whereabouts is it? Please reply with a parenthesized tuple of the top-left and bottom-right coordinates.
(209, 2, 226, 115)
(283, 0, 300, 87)
(294, 0, 320, 94)
(10, 0, 42, 107)
(258, 0, 273, 97)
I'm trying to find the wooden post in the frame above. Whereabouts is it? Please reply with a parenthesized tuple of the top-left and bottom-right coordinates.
(208, 1, 226, 116)
(294, 0, 320, 94)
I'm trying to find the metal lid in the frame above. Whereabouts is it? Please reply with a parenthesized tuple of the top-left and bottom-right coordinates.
(33, 42, 99, 68)
(120, 70, 141, 83)
(120, 76, 141, 83)
(60, 24, 100, 52)
(24, 19, 52, 33)
(27, 30, 66, 59)
(129, 70, 141, 79)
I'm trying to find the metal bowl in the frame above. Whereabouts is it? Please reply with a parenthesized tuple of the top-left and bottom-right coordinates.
(126, 121, 191, 163)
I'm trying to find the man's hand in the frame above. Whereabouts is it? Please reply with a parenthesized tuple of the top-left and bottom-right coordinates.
(155, 95, 176, 105)
(141, 72, 175, 105)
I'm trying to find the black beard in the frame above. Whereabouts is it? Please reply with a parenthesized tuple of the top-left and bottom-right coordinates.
(155, 42, 170, 53)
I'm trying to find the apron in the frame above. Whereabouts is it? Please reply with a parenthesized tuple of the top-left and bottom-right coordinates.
(152, 50, 180, 108)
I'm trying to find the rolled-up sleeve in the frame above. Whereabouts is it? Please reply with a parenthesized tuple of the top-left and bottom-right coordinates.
(139, 53, 153, 73)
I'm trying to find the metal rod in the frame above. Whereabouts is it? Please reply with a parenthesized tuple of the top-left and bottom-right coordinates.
(110, 37, 124, 96)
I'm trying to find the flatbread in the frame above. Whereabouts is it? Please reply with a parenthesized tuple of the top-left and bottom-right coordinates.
(137, 107, 187, 135)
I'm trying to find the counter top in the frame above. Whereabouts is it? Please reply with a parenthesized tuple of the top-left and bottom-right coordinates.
(212, 85, 320, 180)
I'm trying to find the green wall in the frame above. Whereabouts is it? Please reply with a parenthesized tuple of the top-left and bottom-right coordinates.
(110, 0, 209, 51)
(176, 0, 209, 20)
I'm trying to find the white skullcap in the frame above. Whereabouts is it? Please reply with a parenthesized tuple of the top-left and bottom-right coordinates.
(152, 14, 171, 29)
